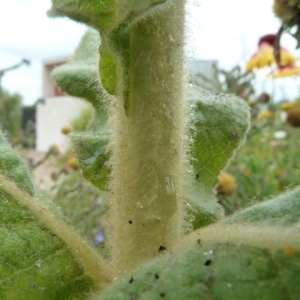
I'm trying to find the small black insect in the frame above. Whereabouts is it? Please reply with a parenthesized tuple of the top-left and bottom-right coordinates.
(160, 292, 166, 298)
(128, 220, 133, 224)
(197, 239, 201, 245)
(230, 132, 239, 140)
(158, 246, 167, 253)
(195, 173, 199, 179)
(129, 277, 134, 284)
(155, 274, 160, 279)
(204, 259, 211, 266)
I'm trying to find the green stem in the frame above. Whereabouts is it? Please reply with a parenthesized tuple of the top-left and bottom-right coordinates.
(0, 173, 110, 289)
(108, 0, 186, 276)
(175, 223, 300, 253)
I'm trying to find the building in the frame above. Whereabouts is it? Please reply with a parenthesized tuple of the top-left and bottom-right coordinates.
(36, 57, 90, 153)
(36, 58, 217, 153)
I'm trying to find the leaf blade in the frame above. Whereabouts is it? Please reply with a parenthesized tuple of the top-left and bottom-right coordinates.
(0, 133, 109, 299)
(187, 88, 250, 228)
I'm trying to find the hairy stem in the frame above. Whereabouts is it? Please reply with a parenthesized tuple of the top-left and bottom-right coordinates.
(175, 223, 300, 252)
(0, 173, 110, 288)
(108, 0, 186, 276)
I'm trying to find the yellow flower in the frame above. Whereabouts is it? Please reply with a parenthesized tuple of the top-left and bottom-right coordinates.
(246, 44, 274, 71)
(246, 34, 296, 71)
(256, 110, 273, 120)
(283, 246, 295, 255)
(61, 125, 72, 135)
(67, 156, 80, 169)
(216, 172, 237, 196)
(280, 100, 299, 111)
(49, 144, 60, 155)
(271, 64, 300, 78)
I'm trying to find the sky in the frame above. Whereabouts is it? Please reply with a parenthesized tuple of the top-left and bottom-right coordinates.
(0, 0, 300, 105)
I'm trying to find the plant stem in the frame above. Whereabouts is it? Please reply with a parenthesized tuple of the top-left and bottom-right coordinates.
(0, 173, 110, 289)
(175, 223, 300, 253)
(108, 0, 186, 276)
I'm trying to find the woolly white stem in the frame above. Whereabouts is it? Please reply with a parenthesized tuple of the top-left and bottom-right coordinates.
(108, 0, 186, 276)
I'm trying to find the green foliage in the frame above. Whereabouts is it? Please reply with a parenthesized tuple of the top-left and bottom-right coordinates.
(71, 134, 110, 191)
(71, 107, 94, 132)
(227, 186, 300, 225)
(0, 132, 96, 299)
(222, 111, 300, 214)
(0, 89, 22, 141)
(195, 65, 255, 100)
(98, 244, 299, 300)
(49, 168, 108, 245)
(187, 88, 250, 228)
(0, 0, 299, 299)
(48, 0, 170, 113)
(0, 132, 33, 194)
(98, 188, 300, 299)
(52, 29, 103, 108)
(52, 30, 110, 191)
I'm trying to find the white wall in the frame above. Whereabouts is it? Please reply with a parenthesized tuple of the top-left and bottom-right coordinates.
(36, 96, 90, 153)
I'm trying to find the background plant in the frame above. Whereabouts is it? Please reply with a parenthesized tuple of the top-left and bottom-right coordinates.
(220, 104, 300, 215)
(194, 64, 255, 100)
(0, 88, 22, 142)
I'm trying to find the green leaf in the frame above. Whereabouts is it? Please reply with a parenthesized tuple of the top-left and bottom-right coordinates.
(52, 29, 111, 191)
(52, 29, 103, 108)
(48, 0, 168, 33)
(0, 132, 108, 299)
(97, 244, 300, 300)
(49, 0, 170, 112)
(71, 132, 110, 191)
(96, 187, 300, 300)
(226, 186, 300, 226)
(0, 133, 34, 195)
(187, 88, 250, 228)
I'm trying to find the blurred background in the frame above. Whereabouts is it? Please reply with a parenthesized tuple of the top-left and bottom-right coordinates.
(1, 0, 299, 105)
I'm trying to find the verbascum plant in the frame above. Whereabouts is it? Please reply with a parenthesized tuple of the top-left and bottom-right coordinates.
(0, 1, 299, 299)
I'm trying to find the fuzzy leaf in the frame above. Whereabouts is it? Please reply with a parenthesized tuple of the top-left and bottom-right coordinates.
(187, 88, 250, 228)
(226, 186, 300, 226)
(97, 244, 300, 300)
(0, 133, 34, 195)
(71, 132, 110, 191)
(52, 29, 111, 191)
(0, 132, 108, 299)
(48, 0, 168, 33)
(96, 187, 300, 300)
(49, 0, 170, 111)
(52, 29, 103, 108)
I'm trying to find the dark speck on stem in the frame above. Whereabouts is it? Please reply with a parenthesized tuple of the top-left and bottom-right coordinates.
(204, 259, 211, 266)
(158, 246, 166, 253)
